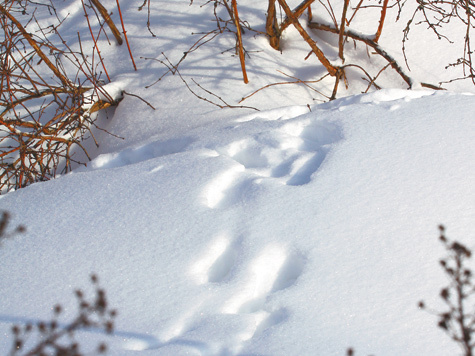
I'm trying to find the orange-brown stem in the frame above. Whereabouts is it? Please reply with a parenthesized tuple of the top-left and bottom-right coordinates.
(0, 5, 70, 86)
(232, 0, 248, 84)
(277, 0, 338, 76)
(374, 0, 389, 42)
(116, 0, 137, 71)
(266, 0, 280, 50)
(279, 0, 315, 33)
(338, 0, 349, 62)
(81, 0, 111, 82)
(308, 21, 441, 89)
(90, 0, 123, 45)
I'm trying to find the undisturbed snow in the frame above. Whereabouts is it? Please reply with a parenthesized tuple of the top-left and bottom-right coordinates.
(1, 1, 475, 355)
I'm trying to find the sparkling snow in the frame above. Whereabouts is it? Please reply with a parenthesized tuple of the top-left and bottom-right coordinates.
(1, 1, 475, 355)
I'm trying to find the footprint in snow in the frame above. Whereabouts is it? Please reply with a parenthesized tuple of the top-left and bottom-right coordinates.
(221, 245, 303, 314)
(219, 243, 305, 345)
(200, 240, 305, 342)
(152, 240, 305, 355)
(203, 118, 341, 209)
(190, 234, 239, 284)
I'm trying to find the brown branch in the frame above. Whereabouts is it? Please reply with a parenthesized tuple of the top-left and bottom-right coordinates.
(360, 63, 388, 91)
(308, 21, 441, 89)
(81, 0, 111, 82)
(339, 0, 350, 62)
(9, 132, 75, 146)
(374, 0, 389, 42)
(0, 3, 118, 192)
(280, 0, 315, 33)
(240, 70, 331, 103)
(189, 77, 258, 110)
(116, 0, 137, 71)
(232, 0, 248, 84)
(278, 0, 338, 76)
(330, 69, 345, 100)
(266, 0, 281, 50)
(155, 58, 256, 110)
(90, 0, 123, 45)
(87, 99, 117, 113)
(0, 5, 70, 86)
(1, 87, 91, 119)
(122, 91, 156, 110)
(222, 0, 240, 31)
(138, 0, 156, 36)
(463, 0, 475, 85)
(348, 0, 364, 25)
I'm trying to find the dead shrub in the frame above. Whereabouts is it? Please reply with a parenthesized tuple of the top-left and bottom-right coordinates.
(419, 225, 475, 356)
(0, 1, 121, 193)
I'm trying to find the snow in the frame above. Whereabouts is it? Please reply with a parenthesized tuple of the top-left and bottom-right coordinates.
(1, 1, 475, 355)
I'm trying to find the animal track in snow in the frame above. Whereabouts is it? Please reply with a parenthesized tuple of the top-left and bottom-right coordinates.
(190, 234, 239, 284)
(218, 244, 305, 344)
(150, 242, 306, 355)
(203, 165, 246, 209)
(222, 245, 305, 315)
(202, 118, 341, 209)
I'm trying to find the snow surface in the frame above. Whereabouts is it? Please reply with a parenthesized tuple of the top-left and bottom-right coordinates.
(1, 1, 475, 355)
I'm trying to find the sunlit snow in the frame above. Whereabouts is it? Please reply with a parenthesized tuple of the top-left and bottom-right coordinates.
(1, 1, 475, 355)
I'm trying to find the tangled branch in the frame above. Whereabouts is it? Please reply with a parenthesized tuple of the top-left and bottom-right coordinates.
(0, 1, 121, 193)
(404, 0, 475, 85)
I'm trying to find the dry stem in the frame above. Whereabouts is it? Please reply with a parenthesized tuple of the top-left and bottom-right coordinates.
(90, 0, 123, 45)
(232, 0, 248, 83)
(277, 0, 338, 76)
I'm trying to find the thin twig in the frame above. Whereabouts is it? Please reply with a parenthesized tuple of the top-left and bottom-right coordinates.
(0, 5, 70, 86)
(240, 70, 331, 102)
(90, 0, 123, 44)
(308, 21, 441, 89)
(232, 0, 248, 84)
(123, 91, 156, 110)
(81, 0, 111, 82)
(339, 0, 350, 62)
(116, 0, 137, 71)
